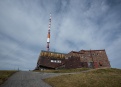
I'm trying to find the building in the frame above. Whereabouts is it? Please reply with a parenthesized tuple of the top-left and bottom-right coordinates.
(35, 14, 111, 70)
(35, 49, 111, 70)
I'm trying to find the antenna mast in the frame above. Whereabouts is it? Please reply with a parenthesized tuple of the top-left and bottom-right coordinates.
(47, 13, 51, 51)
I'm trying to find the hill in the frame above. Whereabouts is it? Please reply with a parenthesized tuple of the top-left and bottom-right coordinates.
(0, 70, 17, 85)
(44, 68, 121, 87)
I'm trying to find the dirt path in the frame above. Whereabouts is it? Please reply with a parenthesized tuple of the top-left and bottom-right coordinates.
(0, 71, 63, 87)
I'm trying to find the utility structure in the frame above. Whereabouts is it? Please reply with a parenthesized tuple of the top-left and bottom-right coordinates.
(47, 13, 51, 51)
(35, 13, 111, 70)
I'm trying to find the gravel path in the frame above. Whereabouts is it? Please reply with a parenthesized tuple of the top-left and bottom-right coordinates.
(0, 71, 63, 87)
(0, 69, 97, 87)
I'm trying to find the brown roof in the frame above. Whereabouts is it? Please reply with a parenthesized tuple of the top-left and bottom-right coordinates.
(70, 51, 83, 54)
(80, 49, 105, 52)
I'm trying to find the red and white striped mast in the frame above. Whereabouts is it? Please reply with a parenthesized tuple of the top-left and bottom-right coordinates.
(47, 13, 51, 51)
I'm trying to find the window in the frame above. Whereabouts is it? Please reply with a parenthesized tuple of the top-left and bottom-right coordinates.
(57, 60, 59, 63)
(50, 60, 56, 63)
(57, 60, 61, 63)
(99, 62, 103, 66)
(51, 60, 54, 62)
(54, 60, 56, 63)
(59, 60, 61, 63)
(65, 57, 68, 59)
(50, 60, 61, 63)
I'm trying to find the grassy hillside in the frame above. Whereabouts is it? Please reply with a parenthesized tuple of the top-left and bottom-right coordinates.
(34, 68, 89, 73)
(44, 68, 121, 87)
(0, 70, 17, 85)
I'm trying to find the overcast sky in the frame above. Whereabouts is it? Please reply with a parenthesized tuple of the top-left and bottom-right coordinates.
(0, 0, 121, 70)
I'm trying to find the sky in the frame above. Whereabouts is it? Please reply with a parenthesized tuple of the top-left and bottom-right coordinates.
(0, 0, 121, 70)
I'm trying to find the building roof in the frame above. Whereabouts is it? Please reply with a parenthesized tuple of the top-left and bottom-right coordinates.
(79, 49, 105, 53)
(41, 50, 67, 54)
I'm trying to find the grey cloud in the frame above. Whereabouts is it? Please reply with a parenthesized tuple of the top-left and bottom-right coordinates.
(0, 0, 121, 70)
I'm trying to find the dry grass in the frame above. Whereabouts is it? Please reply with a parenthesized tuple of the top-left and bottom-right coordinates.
(44, 68, 121, 87)
(0, 70, 17, 85)
(34, 68, 89, 73)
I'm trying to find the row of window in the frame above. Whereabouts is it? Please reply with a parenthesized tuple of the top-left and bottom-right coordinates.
(67, 53, 100, 58)
(92, 53, 99, 56)
(51, 60, 62, 63)
(41, 52, 65, 58)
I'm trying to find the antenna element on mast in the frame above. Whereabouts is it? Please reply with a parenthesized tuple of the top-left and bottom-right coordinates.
(47, 13, 51, 51)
